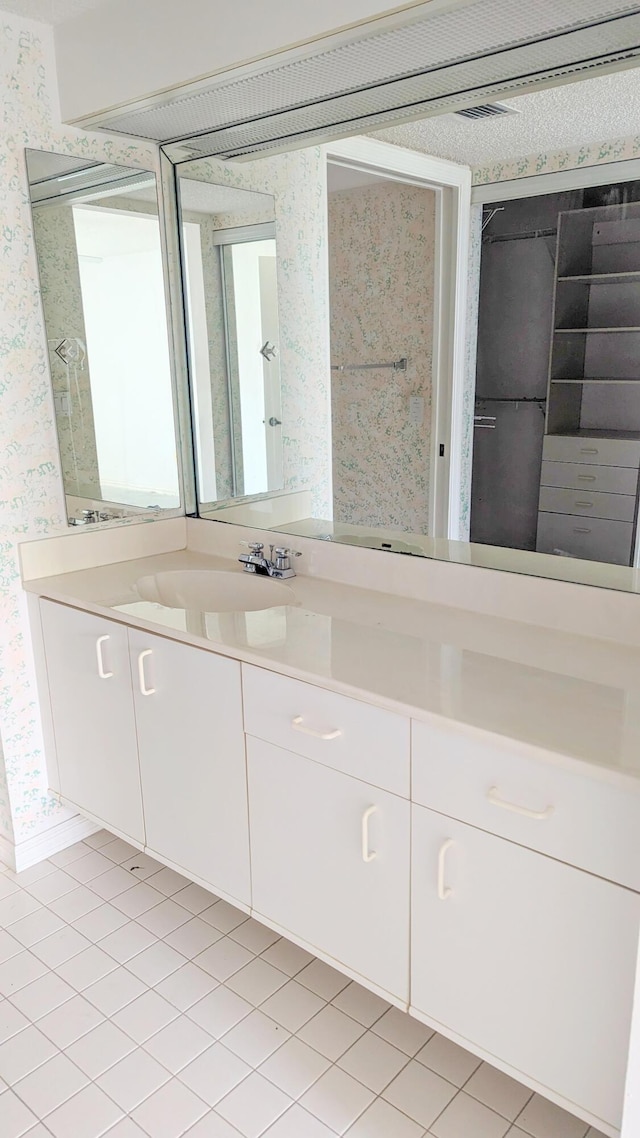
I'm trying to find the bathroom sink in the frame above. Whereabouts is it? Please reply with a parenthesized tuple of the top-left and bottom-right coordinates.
(134, 570, 295, 612)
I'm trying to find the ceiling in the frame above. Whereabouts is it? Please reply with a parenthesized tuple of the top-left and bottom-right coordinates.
(373, 67, 640, 167)
(0, 0, 108, 22)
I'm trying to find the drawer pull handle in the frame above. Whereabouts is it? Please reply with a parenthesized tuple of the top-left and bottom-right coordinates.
(580, 447, 599, 454)
(291, 716, 341, 741)
(137, 650, 156, 696)
(361, 805, 377, 863)
(574, 500, 593, 508)
(573, 527, 591, 534)
(488, 787, 554, 820)
(437, 839, 454, 900)
(95, 636, 113, 680)
(577, 475, 596, 482)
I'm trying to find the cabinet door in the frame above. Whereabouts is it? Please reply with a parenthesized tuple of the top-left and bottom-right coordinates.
(40, 600, 144, 843)
(247, 737, 410, 1002)
(412, 805, 640, 1131)
(130, 629, 250, 907)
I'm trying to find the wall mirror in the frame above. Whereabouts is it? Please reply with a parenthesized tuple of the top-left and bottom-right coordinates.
(27, 149, 181, 525)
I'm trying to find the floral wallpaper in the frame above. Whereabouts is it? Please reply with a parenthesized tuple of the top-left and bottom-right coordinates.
(0, 12, 159, 848)
(473, 134, 640, 186)
(328, 181, 436, 533)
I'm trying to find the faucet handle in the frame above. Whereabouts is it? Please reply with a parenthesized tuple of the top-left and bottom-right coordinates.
(240, 541, 265, 554)
(274, 547, 302, 558)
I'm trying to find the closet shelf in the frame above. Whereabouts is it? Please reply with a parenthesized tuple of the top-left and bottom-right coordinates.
(555, 326, 640, 334)
(551, 378, 640, 385)
(558, 271, 640, 285)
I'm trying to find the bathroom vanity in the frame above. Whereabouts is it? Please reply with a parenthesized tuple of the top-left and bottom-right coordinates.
(20, 520, 640, 1138)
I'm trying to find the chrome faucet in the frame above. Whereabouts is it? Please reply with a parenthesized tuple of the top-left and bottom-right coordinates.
(238, 542, 302, 579)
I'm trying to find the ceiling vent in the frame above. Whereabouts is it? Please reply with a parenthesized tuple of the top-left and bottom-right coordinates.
(87, 0, 640, 159)
(454, 102, 519, 119)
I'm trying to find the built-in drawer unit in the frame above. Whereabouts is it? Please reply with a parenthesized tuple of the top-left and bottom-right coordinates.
(412, 718, 640, 891)
(542, 435, 640, 468)
(536, 511, 634, 564)
(538, 486, 636, 523)
(242, 664, 410, 798)
(541, 459, 639, 496)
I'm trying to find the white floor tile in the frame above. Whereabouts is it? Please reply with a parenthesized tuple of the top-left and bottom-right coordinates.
(90, 866, 139, 902)
(0, 1025, 57, 1083)
(50, 840, 95, 865)
(65, 1020, 137, 1079)
(431, 1091, 511, 1138)
(260, 939, 313, 978)
(24, 870, 77, 904)
(178, 1043, 252, 1107)
(296, 960, 351, 1002)
(216, 1070, 292, 1137)
(144, 1015, 213, 1073)
(9, 909, 64, 948)
(229, 920, 281, 955)
(96, 1048, 171, 1112)
(13, 862, 56, 886)
(263, 1103, 338, 1137)
(331, 982, 390, 1028)
(156, 963, 219, 1012)
(345, 1096, 424, 1137)
(102, 1120, 150, 1137)
(415, 1032, 482, 1087)
(99, 921, 157, 963)
(0, 930, 23, 963)
(165, 917, 224, 959)
(0, 1001, 30, 1043)
(73, 903, 129, 942)
(338, 1030, 409, 1093)
(0, 1088, 39, 1137)
(382, 1059, 457, 1130)
(31, 926, 91, 968)
(226, 959, 288, 1005)
(300, 1065, 375, 1134)
(195, 939, 254, 983)
(10, 971, 75, 1020)
(187, 987, 252, 1038)
(465, 1063, 534, 1121)
(48, 885, 102, 923)
(0, 951, 47, 996)
(37, 992, 104, 1048)
(137, 898, 192, 937)
(515, 1095, 590, 1138)
(200, 901, 248, 935)
(371, 1007, 434, 1057)
(0, 892, 40, 926)
(83, 830, 115, 850)
(126, 941, 188, 986)
(83, 967, 147, 1015)
(13, 1051, 88, 1117)
(44, 1084, 124, 1138)
(111, 882, 165, 918)
(298, 1005, 366, 1061)
(65, 850, 114, 884)
(147, 867, 192, 897)
(101, 838, 140, 865)
(222, 1009, 290, 1067)
(260, 979, 325, 1033)
(56, 945, 118, 990)
(111, 989, 179, 1043)
(131, 1077, 209, 1138)
(258, 1037, 331, 1099)
(183, 1112, 247, 1136)
(120, 853, 163, 881)
(0, 874, 19, 897)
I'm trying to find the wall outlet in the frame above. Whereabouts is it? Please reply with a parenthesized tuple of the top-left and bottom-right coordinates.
(409, 395, 424, 426)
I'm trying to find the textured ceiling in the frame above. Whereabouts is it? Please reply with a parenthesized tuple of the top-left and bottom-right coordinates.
(0, 0, 109, 23)
(372, 67, 640, 167)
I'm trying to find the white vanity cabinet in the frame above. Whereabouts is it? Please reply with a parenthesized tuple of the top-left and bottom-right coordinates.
(129, 628, 250, 906)
(40, 599, 145, 844)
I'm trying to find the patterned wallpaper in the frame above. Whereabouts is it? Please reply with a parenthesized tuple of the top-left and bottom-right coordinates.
(0, 13, 159, 848)
(473, 134, 640, 186)
(328, 182, 436, 533)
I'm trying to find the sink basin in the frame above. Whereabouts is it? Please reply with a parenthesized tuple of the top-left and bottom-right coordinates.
(134, 570, 296, 612)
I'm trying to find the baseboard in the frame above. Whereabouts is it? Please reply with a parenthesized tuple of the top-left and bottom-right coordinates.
(0, 814, 100, 873)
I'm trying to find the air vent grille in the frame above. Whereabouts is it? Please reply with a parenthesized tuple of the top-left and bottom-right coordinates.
(454, 103, 518, 119)
(91, 0, 640, 158)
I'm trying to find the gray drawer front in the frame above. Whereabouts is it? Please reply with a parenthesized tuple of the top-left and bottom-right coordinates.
(538, 486, 636, 523)
(540, 460, 639, 496)
(542, 436, 640, 468)
(536, 512, 634, 565)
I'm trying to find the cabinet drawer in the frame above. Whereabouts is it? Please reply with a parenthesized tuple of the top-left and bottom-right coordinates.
(412, 718, 640, 890)
(542, 435, 640, 468)
(541, 459, 638, 496)
(536, 511, 634, 565)
(538, 486, 636, 522)
(242, 665, 410, 797)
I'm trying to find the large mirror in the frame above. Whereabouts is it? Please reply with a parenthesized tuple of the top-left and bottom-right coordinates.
(176, 67, 640, 592)
(27, 150, 181, 524)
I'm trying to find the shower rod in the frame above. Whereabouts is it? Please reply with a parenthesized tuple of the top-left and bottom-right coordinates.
(331, 357, 408, 372)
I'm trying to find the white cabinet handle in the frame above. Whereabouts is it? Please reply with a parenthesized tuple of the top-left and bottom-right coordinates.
(488, 786, 554, 820)
(437, 839, 454, 900)
(291, 716, 341, 741)
(361, 805, 377, 862)
(137, 650, 156, 696)
(95, 636, 113, 679)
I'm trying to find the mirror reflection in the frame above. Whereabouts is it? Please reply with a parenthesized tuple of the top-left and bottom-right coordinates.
(27, 149, 180, 524)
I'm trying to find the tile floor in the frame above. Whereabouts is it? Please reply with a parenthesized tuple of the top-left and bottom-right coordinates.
(0, 831, 608, 1138)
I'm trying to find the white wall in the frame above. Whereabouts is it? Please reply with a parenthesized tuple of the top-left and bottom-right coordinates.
(54, 0, 425, 123)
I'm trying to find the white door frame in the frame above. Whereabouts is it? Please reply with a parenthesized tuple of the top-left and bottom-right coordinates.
(324, 137, 471, 539)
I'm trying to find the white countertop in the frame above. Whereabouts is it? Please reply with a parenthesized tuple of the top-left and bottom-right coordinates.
(24, 547, 640, 789)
